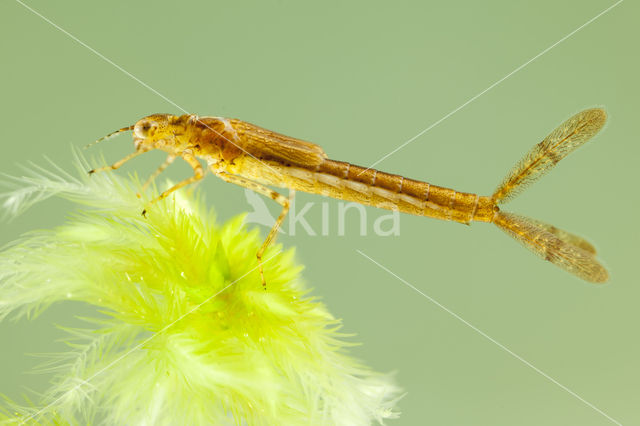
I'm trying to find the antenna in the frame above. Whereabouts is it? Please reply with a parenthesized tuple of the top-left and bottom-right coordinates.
(84, 125, 134, 149)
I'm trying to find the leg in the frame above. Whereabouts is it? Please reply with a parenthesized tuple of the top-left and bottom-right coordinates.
(137, 154, 176, 198)
(88, 149, 148, 175)
(142, 152, 204, 216)
(215, 171, 293, 289)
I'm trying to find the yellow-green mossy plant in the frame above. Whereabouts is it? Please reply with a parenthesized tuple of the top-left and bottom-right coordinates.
(0, 154, 401, 425)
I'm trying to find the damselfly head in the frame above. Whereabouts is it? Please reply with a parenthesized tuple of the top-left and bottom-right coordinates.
(133, 114, 182, 149)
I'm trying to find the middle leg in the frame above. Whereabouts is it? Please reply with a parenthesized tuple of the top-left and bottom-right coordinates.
(142, 152, 203, 216)
(137, 154, 177, 197)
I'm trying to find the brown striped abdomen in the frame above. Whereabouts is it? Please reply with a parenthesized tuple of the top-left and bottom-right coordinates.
(315, 160, 495, 223)
(232, 157, 497, 223)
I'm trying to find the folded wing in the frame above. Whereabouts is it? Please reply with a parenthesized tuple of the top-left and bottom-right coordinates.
(232, 119, 328, 167)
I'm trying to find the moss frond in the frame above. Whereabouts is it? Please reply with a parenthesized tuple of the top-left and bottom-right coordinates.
(0, 153, 401, 425)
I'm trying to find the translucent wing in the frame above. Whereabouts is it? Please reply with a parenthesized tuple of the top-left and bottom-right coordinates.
(493, 211, 608, 283)
(493, 108, 607, 203)
(522, 216, 597, 255)
(231, 119, 328, 167)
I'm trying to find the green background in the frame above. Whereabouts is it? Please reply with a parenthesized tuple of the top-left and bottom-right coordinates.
(0, 1, 637, 424)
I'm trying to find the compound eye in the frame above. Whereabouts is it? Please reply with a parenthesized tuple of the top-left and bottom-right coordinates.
(134, 120, 158, 139)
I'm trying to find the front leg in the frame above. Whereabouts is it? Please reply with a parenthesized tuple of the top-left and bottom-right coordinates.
(214, 170, 294, 289)
(88, 148, 148, 175)
(142, 152, 204, 216)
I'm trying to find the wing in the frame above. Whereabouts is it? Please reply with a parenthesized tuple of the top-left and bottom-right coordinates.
(492, 108, 607, 203)
(493, 211, 608, 283)
(231, 119, 328, 167)
(522, 216, 597, 255)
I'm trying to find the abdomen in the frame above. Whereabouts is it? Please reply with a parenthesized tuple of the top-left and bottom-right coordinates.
(231, 157, 496, 223)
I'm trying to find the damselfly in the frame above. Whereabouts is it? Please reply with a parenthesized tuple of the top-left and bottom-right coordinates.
(88, 108, 609, 285)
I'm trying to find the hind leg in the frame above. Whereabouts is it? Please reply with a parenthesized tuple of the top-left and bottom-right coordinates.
(214, 170, 293, 289)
